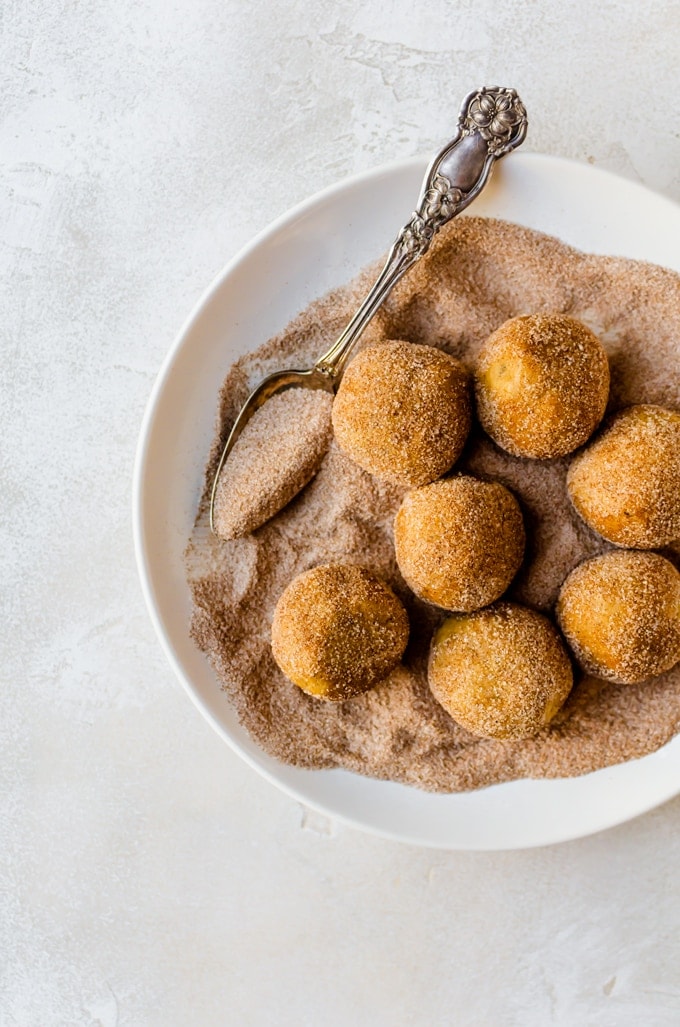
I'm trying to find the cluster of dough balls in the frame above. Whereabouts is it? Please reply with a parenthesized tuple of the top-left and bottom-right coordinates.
(271, 318, 680, 742)
(558, 405, 680, 685)
(334, 319, 606, 737)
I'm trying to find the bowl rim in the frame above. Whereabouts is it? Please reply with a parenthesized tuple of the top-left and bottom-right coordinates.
(133, 152, 680, 850)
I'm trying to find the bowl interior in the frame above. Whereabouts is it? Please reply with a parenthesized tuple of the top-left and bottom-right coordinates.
(134, 153, 680, 849)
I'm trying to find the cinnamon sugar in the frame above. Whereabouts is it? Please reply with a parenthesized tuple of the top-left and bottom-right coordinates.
(213, 387, 333, 540)
(187, 216, 680, 793)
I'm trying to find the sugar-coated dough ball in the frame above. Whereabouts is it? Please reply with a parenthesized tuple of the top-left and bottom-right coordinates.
(332, 340, 471, 486)
(474, 314, 610, 459)
(567, 404, 680, 548)
(557, 551, 680, 685)
(394, 476, 525, 612)
(428, 603, 573, 739)
(271, 564, 409, 701)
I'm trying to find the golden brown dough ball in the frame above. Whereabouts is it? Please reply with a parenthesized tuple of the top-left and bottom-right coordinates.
(567, 404, 680, 548)
(474, 314, 610, 459)
(332, 340, 471, 486)
(428, 603, 573, 739)
(556, 551, 680, 684)
(394, 476, 525, 612)
(271, 564, 409, 701)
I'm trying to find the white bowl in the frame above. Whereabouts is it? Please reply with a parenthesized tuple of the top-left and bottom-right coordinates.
(133, 153, 680, 850)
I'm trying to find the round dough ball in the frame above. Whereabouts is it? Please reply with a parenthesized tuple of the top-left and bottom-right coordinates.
(332, 340, 471, 486)
(567, 404, 680, 548)
(428, 603, 573, 739)
(474, 314, 610, 459)
(557, 551, 680, 684)
(271, 564, 409, 701)
(394, 476, 525, 611)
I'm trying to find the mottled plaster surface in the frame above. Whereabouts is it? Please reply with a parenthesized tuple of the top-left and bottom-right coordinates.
(2, 2, 680, 1024)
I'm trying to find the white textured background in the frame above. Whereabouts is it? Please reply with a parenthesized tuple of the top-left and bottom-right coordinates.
(2, 1, 680, 1024)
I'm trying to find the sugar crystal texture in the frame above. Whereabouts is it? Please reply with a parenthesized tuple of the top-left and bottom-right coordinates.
(213, 387, 333, 540)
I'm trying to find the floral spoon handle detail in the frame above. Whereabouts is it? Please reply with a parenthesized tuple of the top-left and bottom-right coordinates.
(315, 86, 527, 379)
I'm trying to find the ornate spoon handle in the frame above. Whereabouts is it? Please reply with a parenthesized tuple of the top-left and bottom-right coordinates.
(315, 86, 527, 379)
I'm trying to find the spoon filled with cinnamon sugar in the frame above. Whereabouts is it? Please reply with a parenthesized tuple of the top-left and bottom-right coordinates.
(210, 86, 528, 540)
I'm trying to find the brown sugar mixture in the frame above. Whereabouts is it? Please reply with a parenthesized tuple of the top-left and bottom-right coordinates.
(186, 217, 680, 793)
(212, 387, 333, 540)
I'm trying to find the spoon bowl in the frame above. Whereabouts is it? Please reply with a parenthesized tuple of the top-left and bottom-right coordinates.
(209, 367, 333, 533)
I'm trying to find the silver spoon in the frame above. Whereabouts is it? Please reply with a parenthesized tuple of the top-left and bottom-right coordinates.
(210, 85, 528, 534)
